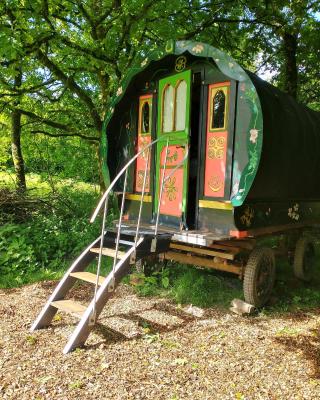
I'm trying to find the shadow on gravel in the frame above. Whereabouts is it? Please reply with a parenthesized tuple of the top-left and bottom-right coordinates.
(86, 301, 210, 350)
(274, 327, 320, 379)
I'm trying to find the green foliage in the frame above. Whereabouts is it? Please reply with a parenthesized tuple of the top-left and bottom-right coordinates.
(22, 135, 99, 183)
(171, 268, 242, 307)
(0, 173, 102, 288)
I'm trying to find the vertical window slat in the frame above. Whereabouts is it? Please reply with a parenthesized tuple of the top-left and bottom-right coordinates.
(162, 85, 174, 133)
(175, 80, 187, 131)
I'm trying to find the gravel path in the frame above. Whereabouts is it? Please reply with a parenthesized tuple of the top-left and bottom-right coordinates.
(1, 281, 320, 399)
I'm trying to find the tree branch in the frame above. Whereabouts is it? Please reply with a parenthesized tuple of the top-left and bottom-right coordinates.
(36, 49, 102, 131)
(29, 130, 99, 142)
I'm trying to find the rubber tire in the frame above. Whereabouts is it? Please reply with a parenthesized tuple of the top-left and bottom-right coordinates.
(243, 247, 276, 308)
(293, 237, 315, 282)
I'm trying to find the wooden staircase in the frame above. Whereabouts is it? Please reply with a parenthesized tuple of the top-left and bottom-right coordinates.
(30, 230, 171, 353)
(30, 135, 187, 354)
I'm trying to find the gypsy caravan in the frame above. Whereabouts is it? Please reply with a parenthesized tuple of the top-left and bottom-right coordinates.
(31, 40, 320, 353)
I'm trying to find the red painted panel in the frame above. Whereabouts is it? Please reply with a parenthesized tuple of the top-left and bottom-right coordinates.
(135, 134, 151, 193)
(204, 82, 230, 198)
(204, 131, 228, 197)
(135, 94, 152, 193)
(159, 145, 185, 217)
(160, 145, 185, 167)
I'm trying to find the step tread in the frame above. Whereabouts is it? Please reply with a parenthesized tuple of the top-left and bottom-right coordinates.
(119, 239, 135, 246)
(70, 271, 106, 286)
(51, 300, 86, 317)
(90, 247, 126, 258)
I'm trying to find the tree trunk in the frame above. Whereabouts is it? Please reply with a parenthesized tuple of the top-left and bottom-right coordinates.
(96, 144, 106, 192)
(11, 67, 26, 193)
(282, 32, 298, 99)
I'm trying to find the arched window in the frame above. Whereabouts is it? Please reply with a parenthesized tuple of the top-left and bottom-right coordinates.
(141, 101, 150, 133)
(175, 80, 187, 131)
(162, 85, 174, 132)
(211, 90, 226, 129)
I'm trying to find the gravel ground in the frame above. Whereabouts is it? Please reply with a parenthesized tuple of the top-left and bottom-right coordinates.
(1, 281, 320, 400)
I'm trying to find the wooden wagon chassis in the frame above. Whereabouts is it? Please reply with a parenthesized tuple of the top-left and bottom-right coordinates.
(125, 221, 320, 307)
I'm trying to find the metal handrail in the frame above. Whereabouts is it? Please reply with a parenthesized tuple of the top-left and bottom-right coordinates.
(90, 136, 165, 223)
(89, 134, 189, 323)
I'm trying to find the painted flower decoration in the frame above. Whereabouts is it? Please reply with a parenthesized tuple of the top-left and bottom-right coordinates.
(249, 129, 259, 144)
(288, 203, 300, 220)
(141, 58, 148, 67)
(228, 62, 234, 68)
(192, 44, 204, 54)
(116, 86, 123, 97)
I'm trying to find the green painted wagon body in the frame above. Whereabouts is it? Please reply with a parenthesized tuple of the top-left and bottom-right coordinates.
(103, 40, 320, 238)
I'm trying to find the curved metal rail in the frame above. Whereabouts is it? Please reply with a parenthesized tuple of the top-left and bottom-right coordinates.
(89, 134, 189, 323)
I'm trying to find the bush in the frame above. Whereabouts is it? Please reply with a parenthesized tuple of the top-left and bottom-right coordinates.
(0, 174, 106, 288)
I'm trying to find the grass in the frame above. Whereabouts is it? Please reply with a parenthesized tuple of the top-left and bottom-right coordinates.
(131, 262, 243, 308)
(266, 251, 320, 313)
(130, 245, 320, 311)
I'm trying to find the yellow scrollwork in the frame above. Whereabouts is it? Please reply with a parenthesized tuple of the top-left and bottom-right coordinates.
(138, 137, 150, 160)
(175, 56, 187, 72)
(208, 136, 225, 159)
(136, 170, 149, 189)
(165, 177, 177, 201)
(208, 175, 222, 192)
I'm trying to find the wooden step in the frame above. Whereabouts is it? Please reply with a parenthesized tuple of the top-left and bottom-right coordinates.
(51, 300, 86, 317)
(70, 271, 105, 286)
(90, 247, 126, 258)
(119, 239, 135, 246)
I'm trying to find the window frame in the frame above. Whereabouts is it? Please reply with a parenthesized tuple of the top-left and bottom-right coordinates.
(208, 82, 230, 132)
(161, 79, 187, 134)
(138, 96, 152, 136)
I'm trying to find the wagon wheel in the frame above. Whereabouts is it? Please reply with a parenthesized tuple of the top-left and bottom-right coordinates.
(293, 237, 316, 282)
(243, 247, 276, 307)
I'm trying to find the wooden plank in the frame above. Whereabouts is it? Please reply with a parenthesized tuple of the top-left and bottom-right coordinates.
(208, 243, 241, 254)
(244, 222, 309, 237)
(217, 239, 256, 250)
(164, 251, 242, 275)
(51, 300, 86, 317)
(90, 247, 126, 258)
(169, 243, 235, 260)
(70, 272, 106, 286)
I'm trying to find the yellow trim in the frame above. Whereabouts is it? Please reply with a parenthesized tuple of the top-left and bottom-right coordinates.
(198, 200, 233, 210)
(209, 85, 229, 132)
(125, 193, 152, 202)
(138, 97, 152, 135)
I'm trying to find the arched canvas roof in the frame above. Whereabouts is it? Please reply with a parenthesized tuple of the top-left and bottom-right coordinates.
(101, 40, 263, 207)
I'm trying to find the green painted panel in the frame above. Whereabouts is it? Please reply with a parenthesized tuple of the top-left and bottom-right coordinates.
(154, 70, 191, 217)
(101, 40, 263, 207)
